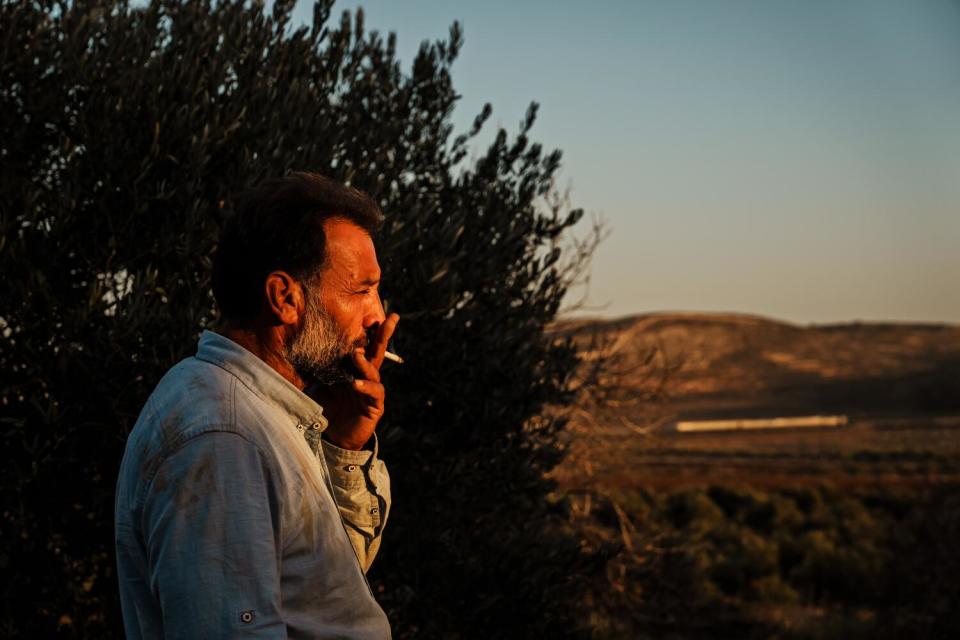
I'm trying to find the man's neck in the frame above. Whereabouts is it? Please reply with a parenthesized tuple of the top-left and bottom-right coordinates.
(218, 324, 306, 391)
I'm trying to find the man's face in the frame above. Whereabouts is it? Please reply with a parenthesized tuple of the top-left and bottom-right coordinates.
(285, 218, 385, 385)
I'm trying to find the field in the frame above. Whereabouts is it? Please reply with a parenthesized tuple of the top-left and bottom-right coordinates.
(547, 313, 960, 638)
(566, 416, 960, 492)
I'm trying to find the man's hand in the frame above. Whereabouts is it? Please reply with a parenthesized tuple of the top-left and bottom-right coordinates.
(315, 313, 400, 451)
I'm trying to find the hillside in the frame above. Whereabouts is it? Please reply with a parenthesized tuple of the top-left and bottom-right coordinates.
(554, 312, 960, 421)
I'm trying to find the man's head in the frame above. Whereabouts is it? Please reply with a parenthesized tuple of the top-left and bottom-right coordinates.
(212, 173, 386, 385)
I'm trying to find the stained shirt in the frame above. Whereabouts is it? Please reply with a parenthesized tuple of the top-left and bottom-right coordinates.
(115, 330, 392, 639)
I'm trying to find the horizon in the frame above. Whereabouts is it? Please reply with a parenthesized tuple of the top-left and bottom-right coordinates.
(553, 307, 960, 328)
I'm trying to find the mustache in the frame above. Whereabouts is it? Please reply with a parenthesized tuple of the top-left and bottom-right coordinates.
(356, 332, 370, 349)
(340, 332, 370, 363)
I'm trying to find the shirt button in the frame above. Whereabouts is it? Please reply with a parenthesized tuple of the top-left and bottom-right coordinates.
(346, 464, 357, 472)
(240, 610, 254, 624)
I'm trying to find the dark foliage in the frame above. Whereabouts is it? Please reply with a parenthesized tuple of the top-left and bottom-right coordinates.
(581, 484, 960, 638)
(0, 1, 599, 635)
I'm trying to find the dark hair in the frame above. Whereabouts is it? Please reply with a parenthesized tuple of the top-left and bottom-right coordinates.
(212, 172, 384, 321)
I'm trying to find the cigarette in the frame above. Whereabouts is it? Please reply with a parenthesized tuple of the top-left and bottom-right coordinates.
(384, 350, 404, 364)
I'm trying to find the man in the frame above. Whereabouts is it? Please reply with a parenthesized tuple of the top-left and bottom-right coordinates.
(115, 173, 399, 638)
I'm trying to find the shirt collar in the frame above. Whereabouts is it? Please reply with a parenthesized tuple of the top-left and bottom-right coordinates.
(195, 330, 328, 431)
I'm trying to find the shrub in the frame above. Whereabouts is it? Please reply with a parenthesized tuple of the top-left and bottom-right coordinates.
(665, 490, 725, 530)
(787, 530, 890, 605)
(706, 525, 779, 597)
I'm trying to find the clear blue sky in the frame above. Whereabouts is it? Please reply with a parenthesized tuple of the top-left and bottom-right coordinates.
(294, 0, 960, 324)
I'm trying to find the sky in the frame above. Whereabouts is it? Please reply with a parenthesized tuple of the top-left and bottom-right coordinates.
(294, 0, 960, 324)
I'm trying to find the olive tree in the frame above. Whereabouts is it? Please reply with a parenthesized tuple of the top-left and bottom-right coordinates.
(0, 0, 601, 636)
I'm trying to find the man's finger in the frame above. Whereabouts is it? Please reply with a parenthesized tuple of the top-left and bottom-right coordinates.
(369, 313, 400, 369)
(351, 379, 385, 413)
(352, 348, 381, 383)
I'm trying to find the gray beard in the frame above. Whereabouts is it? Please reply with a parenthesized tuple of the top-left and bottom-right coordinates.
(286, 289, 365, 386)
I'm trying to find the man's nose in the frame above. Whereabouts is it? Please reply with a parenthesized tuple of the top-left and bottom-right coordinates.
(365, 291, 386, 328)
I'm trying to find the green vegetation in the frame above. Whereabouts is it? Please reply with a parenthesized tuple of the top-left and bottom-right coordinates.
(573, 483, 960, 638)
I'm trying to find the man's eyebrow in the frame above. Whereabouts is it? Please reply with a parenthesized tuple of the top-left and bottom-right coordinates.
(357, 276, 381, 286)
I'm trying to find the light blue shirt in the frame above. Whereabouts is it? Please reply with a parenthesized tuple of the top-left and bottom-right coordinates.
(115, 330, 392, 639)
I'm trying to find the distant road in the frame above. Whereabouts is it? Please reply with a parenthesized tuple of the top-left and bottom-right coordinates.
(674, 415, 849, 433)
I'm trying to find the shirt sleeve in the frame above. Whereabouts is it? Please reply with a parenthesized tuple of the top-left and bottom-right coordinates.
(320, 432, 391, 573)
(141, 431, 286, 638)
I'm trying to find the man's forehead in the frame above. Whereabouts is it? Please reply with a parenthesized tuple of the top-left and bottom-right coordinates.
(322, 218, 380, 281)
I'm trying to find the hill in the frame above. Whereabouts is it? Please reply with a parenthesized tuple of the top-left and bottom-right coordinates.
(554, 312, 960, 420)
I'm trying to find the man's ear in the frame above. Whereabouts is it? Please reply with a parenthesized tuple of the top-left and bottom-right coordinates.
(263, 271, 303, 327)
